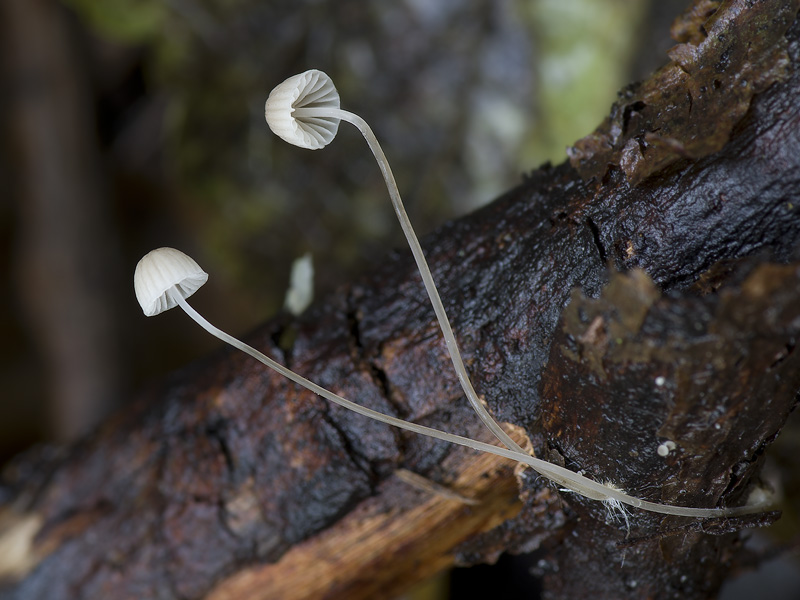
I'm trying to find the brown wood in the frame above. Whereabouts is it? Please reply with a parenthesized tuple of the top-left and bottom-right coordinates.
(2, 1, 800, 598)
(207, 430, 528, 600)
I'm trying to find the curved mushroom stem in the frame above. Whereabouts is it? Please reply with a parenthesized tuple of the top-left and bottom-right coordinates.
(169, 289, 768, 519)
(293, 106, 525, 456)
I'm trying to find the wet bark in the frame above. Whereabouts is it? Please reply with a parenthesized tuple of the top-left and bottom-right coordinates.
(2, 1, 800, 599)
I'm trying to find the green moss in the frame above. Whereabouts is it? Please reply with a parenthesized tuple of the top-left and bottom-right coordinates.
(63, 0, 167, 43)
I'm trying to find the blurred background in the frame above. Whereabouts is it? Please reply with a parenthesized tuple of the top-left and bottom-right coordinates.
(1, 0, 685, 453)
(4, 0, 798, 597)
(0, 0, 684, 454)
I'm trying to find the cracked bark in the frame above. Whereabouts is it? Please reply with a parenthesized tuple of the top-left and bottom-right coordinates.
(2, 1, 800, 599)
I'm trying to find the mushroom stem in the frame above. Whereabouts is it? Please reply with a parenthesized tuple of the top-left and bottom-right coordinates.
(169, 289, 767, 519)
(293, 106, 525, 456)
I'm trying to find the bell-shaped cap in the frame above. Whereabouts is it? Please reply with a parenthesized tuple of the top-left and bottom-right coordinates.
(265, 69, 340, 149)
(134, 247, 209, 316)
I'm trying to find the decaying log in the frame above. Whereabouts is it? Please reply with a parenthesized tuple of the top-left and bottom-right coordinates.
(2, 0, 800, 598)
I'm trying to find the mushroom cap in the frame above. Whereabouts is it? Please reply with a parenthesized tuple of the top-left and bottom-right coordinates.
(134, 247, 209, 317)
(265, 69, 341, 150)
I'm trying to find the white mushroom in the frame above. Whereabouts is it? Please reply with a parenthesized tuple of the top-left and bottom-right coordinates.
(134, 247, 771, 519)
(134, 247, 208, 317)
(134, 248, 531, 458)
(265, 70, 340, 150)
(657, 440, 677, 457)
(265, 69, 525, 455)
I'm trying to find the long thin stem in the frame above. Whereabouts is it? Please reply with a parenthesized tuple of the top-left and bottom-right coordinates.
(294, 106, 525, 455)
(173, 291, 767, 519)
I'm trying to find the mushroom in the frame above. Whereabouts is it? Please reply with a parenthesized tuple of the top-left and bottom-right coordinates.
(134, 247, 769, 519)
(134, 247, 209, 317)
(134, 247, 499, 446)
(265, 69, 525, 455)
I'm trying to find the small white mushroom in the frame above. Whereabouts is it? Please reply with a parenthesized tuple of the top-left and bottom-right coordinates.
(265, 70, 340, 150)
(133, 247, 509, 450)
(133, 248, 770, 520)
(265, 69, 524, 455)
(134, 247, 208, 317)
(657, 440, 677, 457)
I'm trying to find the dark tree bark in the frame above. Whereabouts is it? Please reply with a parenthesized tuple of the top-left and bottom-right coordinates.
(2, 1, 800, 599)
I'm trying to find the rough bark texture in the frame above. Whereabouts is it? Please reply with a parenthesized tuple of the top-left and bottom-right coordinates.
(2, 1, 800, 599)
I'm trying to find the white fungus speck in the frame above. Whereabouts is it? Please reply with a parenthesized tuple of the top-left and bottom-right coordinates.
(655, 376, 666, 386)
(658, 440, 677, 457)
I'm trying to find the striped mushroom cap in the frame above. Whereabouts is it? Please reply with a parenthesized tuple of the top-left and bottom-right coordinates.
(134, 247, 208, 317)
(265, 69, 341, 150)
